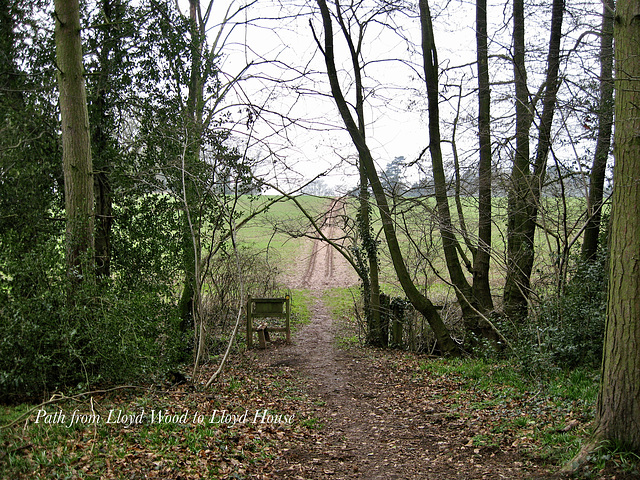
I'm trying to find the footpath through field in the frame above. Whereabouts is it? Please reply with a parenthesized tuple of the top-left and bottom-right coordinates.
(254, 199, 554, 479)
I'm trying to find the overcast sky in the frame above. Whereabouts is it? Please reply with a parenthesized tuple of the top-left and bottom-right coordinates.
(180, 0, 604, 193)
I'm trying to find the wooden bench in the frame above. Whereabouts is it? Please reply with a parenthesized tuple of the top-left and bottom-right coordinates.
(246, 296, 291, 349)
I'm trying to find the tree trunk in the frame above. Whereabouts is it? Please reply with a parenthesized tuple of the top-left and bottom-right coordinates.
(91, 0, 123, 278)
(473, 0, 493, 311)
(368, 249, 382, 345)
(503, 0, 563, 320)
(360, 166, 383, 346)
(530, 0, 564, 202)
(420, 0, 499, 342)
(178, 0, 205, 336)
(418, 0, 472, 310)
(594, 0, 640, 450)
(54, 0, 94, 277)
(334, 7, 383, 347)
(315, 0, 460, 355)
(503, 0, 532, 320)
(326, 2, 383, 346)
(581, 0, 614, 262)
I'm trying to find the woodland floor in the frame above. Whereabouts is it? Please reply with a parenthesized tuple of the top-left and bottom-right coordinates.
(243, 199, 637, 479)
(252, 201, 556, 479)
(2, 201, 639, 479)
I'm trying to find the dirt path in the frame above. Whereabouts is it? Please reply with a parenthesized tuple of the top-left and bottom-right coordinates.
(285, 199, 354, 291)
(256, 200, 554, 479)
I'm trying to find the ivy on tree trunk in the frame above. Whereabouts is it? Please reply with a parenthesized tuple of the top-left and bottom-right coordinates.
(54, 0, 94, 280)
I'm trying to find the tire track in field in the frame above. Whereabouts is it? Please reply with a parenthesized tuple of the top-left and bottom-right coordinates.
(300, 198, 345, 290)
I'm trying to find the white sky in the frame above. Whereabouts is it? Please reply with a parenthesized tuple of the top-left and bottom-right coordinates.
(180, 0, 605, 193)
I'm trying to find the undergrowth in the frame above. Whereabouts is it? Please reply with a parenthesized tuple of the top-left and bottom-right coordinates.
(0, 355, 317, 479)
(417, 356, 600, 466)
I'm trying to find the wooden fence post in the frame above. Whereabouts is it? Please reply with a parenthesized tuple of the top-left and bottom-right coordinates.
(246, 295, 253, 349)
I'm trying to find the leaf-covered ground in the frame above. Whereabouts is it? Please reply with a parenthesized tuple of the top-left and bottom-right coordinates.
(247, 298, 637, 480)
(1, 356, 311, 479)
(2, 308, 638, 479)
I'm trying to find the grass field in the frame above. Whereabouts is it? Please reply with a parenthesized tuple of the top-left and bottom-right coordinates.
(348, 194, 593, 302)
(233, 195, 330, 277)
(229, 193, 596, 308)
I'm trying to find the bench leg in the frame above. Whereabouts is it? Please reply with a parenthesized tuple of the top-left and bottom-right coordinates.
(258, 329, 267, 349)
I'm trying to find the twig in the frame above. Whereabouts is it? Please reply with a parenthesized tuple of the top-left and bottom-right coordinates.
(204, 199, 246, 388)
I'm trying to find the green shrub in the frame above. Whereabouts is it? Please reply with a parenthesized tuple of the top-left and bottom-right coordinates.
(515, 251, 607, 374)
(0, 274, 182, 402)
(0, 193, 185, 402)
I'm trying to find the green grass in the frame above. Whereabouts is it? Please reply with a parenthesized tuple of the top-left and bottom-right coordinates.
(417, 357, 600, 463)
(548, 367, 599, 404)
(322, 286, 365, 346)
(299, 417, 323, 429)
(235, 195, 329, 269)
(289, 288, 314, 329)
(322, 286, 360, 319)
(472, 433, 500, 447)
(588, 441, 640, 474)
(0, 355, 316, 479)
